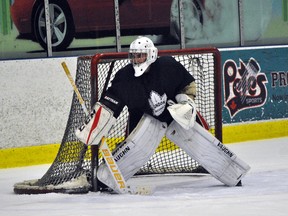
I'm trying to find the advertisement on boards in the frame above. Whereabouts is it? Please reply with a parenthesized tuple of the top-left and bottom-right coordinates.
(221, 48, 288, 124)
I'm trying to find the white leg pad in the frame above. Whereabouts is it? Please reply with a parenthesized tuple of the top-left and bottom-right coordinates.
(166, 121, 251, 186)
(97, 114, 167, 192)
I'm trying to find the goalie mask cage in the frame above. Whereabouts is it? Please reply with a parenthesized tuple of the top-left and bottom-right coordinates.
(14, 47, 222, 194)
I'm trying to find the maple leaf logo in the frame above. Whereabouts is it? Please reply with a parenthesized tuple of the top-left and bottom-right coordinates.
(148, 91, 167, 116)
(230, 100, 237, 110)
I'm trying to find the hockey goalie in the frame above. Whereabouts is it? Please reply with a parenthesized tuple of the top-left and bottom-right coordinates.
(75, 36, 250, 194)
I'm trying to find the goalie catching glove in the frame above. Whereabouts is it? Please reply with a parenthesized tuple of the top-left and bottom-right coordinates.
(75, 102, 116, 145)
(167, 94, 197, 130)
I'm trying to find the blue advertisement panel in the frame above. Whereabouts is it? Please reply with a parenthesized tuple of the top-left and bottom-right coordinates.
(221, 47, 288, 124)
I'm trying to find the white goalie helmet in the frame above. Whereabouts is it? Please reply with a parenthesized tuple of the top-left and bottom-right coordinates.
(129, 36, 158, 77)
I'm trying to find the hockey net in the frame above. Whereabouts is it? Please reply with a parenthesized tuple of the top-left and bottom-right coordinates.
(14, 47, 222, 194)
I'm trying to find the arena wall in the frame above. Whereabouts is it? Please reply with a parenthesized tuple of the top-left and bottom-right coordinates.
(0, 47, 287, 168)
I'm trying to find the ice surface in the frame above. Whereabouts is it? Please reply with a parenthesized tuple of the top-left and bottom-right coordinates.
(1, 137, 288, 216)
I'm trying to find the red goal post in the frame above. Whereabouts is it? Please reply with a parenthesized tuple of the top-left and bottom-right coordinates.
(89, 47, 222, 190)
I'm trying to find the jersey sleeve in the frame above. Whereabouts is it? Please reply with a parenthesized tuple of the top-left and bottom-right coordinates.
(99, 64, 145, 118)
(173, 57, 195, 92)
(159, 56, 195, 97)
(99, 67, 129, 118)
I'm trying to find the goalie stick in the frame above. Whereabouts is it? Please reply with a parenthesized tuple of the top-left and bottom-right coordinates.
(61, 62, 89, 115)
(61, 61, 154, 195)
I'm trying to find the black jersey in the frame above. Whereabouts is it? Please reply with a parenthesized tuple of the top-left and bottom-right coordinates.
(100, 56, 195, 130)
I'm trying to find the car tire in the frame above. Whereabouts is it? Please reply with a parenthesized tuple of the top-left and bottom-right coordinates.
(170, 0, 204, 42)
(33, 0, 75, 51)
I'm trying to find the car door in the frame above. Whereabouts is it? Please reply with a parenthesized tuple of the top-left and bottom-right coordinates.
(83, 0, 169, 31)
(148, 0, 172, 27)
(85, 0, 153, 30)
(68, 0, 171, 33)
(120, 0, 171, 29)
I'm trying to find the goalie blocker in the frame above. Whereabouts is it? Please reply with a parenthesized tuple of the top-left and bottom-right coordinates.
(75, 102, 116, 145)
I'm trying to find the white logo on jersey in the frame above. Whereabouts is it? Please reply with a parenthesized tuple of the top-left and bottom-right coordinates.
(148, 91, 167, 116)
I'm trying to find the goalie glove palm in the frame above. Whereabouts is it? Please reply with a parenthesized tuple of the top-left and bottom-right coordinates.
(75, 102, 116, 145)
(167, 94, 197, 130)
